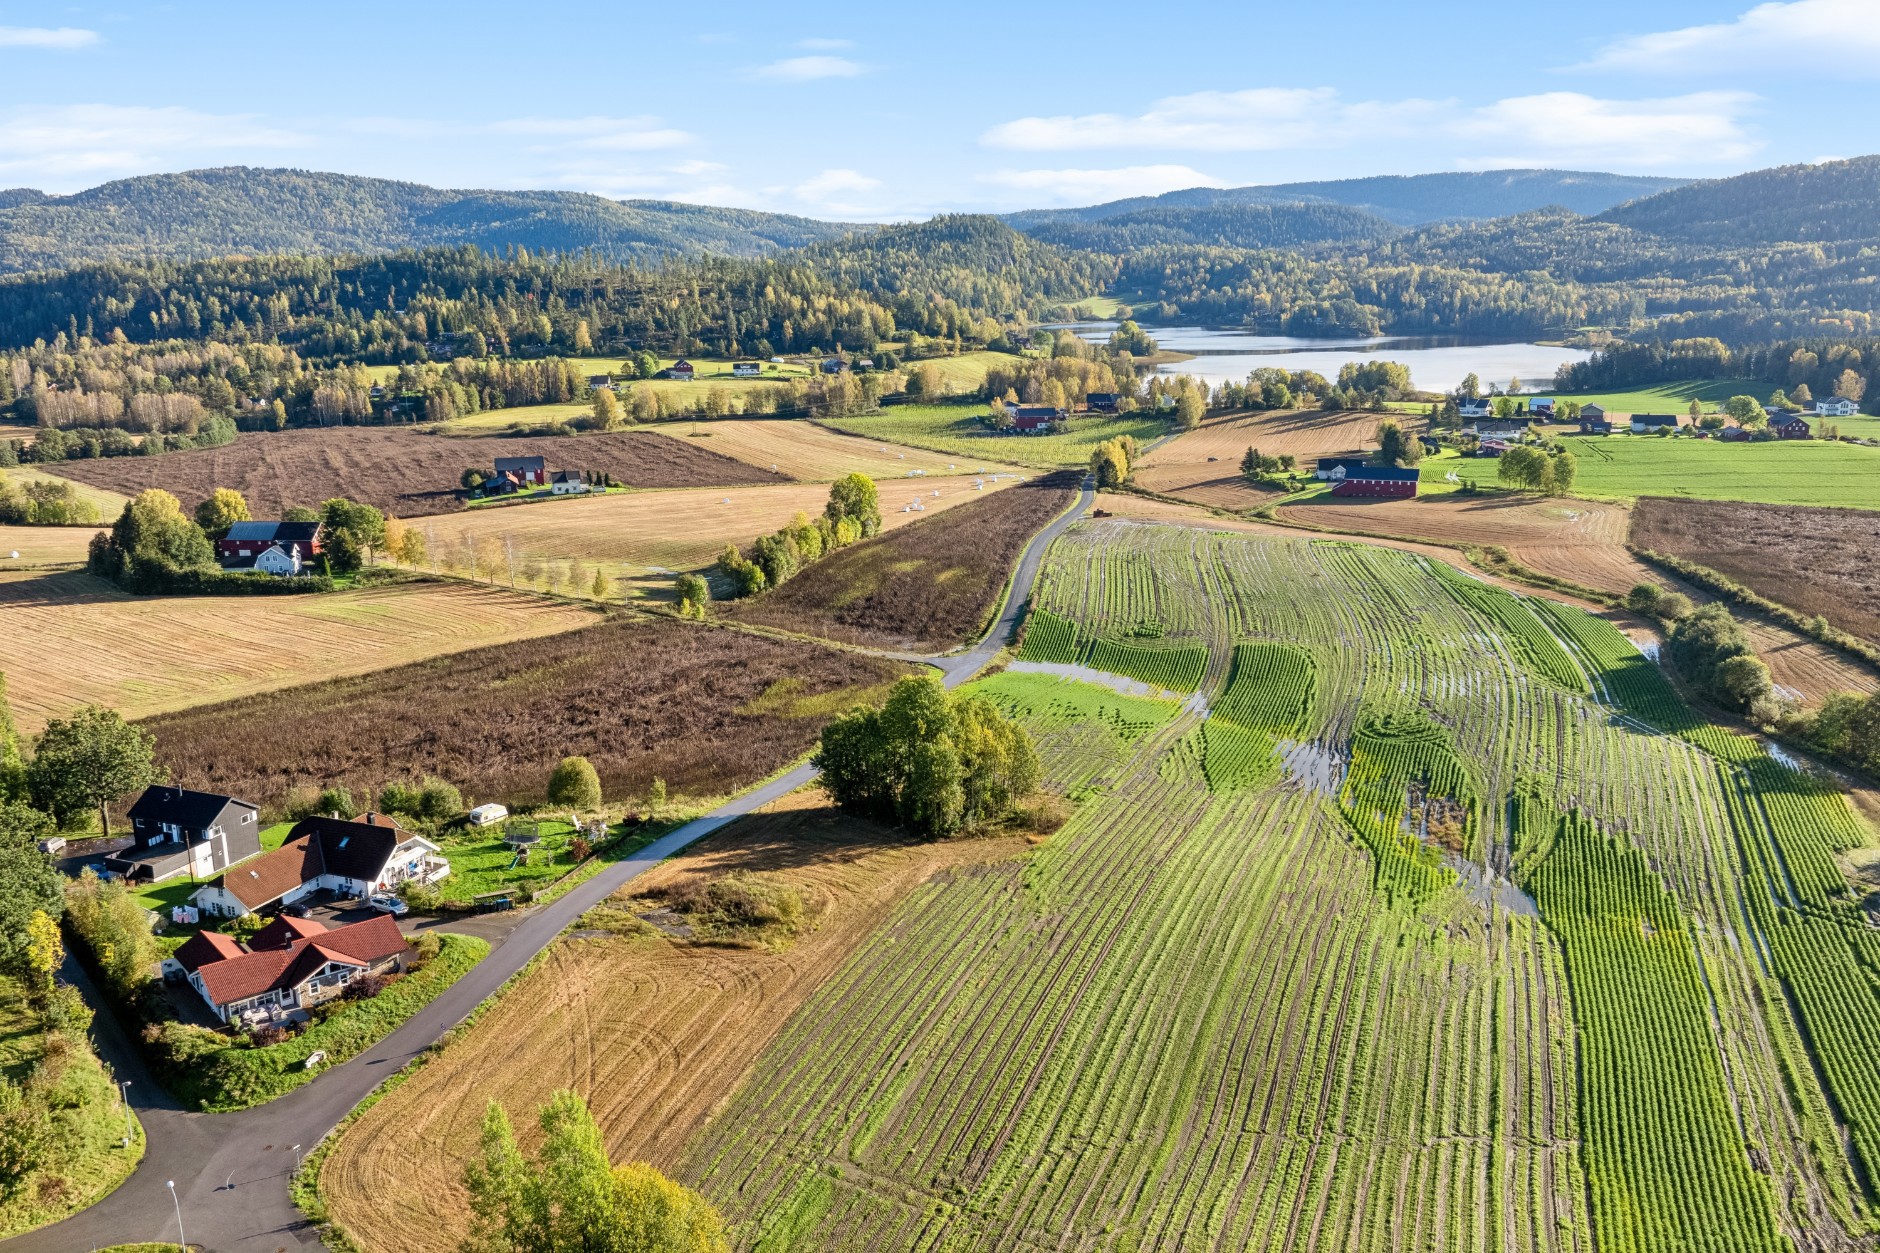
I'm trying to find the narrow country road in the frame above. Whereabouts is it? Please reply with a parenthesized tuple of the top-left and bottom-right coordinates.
(8, 477, 1094, 1253)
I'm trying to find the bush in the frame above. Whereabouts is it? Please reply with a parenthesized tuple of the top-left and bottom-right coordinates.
(546, 756, 602, 810)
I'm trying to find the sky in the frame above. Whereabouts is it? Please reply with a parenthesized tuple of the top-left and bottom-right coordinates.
(0, 0, 1876, 219)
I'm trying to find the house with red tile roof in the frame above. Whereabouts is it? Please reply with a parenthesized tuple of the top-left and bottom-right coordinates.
(166, 913, 411, 1026)
(190, 812, 448, 919)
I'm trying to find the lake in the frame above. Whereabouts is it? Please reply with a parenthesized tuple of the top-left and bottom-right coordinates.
(1061, 323, 1594, 394)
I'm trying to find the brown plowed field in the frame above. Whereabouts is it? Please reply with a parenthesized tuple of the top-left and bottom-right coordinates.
(731, 471, 1080, 651)
(1131, 409, 1402, 508)
(143, 617, 907, 810)
(53, 426, 786, 516)
(0, 571, 597, 732)
(1631, 497, 1880, 646)
(319, 791, 1026, 1253)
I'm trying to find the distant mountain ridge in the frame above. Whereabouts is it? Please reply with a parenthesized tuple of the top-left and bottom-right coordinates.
(1596, 156, 1880, 245)
(0, 167, 863, 273)
(1008, 169, 1689, 230)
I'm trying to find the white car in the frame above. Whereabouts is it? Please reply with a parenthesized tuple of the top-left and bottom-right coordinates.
(467, 803, 508, 827)
(367, 894, 409, 917)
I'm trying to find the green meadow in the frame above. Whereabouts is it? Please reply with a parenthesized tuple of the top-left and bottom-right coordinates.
(1559, 433, 1880, 508)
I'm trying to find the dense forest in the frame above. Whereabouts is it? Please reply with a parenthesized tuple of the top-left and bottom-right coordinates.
(1017, 203, 1398, 253)
(0, 168, 861, 273)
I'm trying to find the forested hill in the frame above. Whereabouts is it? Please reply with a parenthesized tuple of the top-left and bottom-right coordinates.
(0, 167, 862, 273)
(1014, 203, 1400, 253)
(792, 215, 1118, 316)
(1009, 169, 1687, 229)
(1596, 156, 1880, 245)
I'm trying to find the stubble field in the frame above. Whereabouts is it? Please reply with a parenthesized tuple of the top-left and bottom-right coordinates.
(0, 522, 105, 565)
(821, 406, 1170, 469)
(320, 791, 1028, 1253)
(651, 418, 1022, 481)
(52, 425, 784, 516)
(0, 571, 598, 732)
(403, 474, 1018, 599)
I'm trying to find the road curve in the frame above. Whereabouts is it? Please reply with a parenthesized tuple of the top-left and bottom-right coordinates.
(7, 476, 1094, 1253)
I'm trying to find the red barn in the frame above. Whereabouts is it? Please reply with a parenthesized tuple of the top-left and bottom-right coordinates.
(1317, 457, 1418, 499)
(216, 520, 322, 568)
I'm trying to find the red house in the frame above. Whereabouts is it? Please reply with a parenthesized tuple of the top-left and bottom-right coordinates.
(1317, 457, 1419, 499)
(216, 520, 322, 568)
(1005, 404, 1063, 433)
(493, 455, 546, 487)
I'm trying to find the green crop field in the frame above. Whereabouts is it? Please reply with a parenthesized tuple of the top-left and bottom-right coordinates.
(1540, 379, 1764, 412)
(1559, 433, 1880, 508)
(679, 519, 1880, 1252)
(821, 404, 1171, 468)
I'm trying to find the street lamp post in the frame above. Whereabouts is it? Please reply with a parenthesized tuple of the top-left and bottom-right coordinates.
(167, 1179, 186, 1249)
(291, 1144, 303, 1174)
(118, 1080, 132, 1149)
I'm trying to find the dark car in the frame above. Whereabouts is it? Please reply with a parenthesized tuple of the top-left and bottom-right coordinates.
(280, 901, 311, 918)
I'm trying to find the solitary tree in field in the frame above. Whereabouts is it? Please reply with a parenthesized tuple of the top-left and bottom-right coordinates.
(1724, 395, 1767, 429)
(462, 1091, 729, 1253)
(193, 488, 251, 540)
(824, 473, 881, 538)
(547, 757, 602, 811)
(25, 706, 160, 837)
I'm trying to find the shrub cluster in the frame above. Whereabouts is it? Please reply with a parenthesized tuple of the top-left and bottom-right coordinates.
(716, 473, 880, 599)
(1666, 603, 1775, 716)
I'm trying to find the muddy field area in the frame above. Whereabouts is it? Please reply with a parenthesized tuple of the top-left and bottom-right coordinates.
(1631, 496, 1880, 646)
(54, 426, 786, 516)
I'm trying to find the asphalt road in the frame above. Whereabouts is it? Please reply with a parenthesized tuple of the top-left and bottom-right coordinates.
(10, 476, 1094, 1253)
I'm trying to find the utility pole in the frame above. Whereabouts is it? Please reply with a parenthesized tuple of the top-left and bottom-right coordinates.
(167, 1179, 186, 1250)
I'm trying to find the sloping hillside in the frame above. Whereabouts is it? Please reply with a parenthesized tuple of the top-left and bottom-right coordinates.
(1597, 155, 1880, 245)
(1014, 202, 1399, 252)
(0, 167, 860, 272)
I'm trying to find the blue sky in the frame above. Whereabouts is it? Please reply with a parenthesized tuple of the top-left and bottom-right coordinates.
(0, 0, 1875, 218)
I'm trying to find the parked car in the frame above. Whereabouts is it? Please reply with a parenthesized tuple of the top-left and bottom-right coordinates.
(367, 894, 409, 917)
(280, 901, 311, 918)
(467, 803, 509, 828)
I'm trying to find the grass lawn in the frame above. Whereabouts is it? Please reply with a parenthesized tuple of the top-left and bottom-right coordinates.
(1540, 379, 1764, 413)
(823, 404, 1171, 469)
(0, 974, 144, 1239)
(432, 817, 660, 902)
(1559, 433, 1880, 508)
(128, 821, 301, 923)
(178, 933, 488, 1111)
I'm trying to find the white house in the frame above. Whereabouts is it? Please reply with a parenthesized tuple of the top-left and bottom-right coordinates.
(732, 362, 761, 378)
(550, 470, 589, 496)
(1814, 396, 1858, 417)
(252, 544, 304, 576)
(192, 813, 448, 919)
(1456, 399, 1493, 418)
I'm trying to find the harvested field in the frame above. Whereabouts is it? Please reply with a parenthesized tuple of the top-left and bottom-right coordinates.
(321, 791, 1025, 1253)
(144, 617, 908, 810)
(822, 406, 1170, 470)
(731, 471, 1082, 651)
(1132, 409, 1400, 508)
(0, 522, 105, 565)
(0, 572, 596, 732)
(1631, 497, 1880, 645)
(405, 474, 1017, 601)
(653, 417, 1021, 482)
(0, 465, 128, 519)
(52, 426, 785, 517)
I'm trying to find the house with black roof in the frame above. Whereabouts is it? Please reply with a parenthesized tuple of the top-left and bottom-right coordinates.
(1630, 413, 1684, 433)
(217, 521, 322, 573)
(1315, 457, 1419, 498)
(1086, 392, 1119, 413)
(191, 812, 449, 918)
(106, 786, 261, 884)
(493, 455, 547, 486)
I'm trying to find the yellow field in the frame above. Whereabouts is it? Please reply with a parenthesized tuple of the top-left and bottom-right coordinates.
(320, 792, 1027, 1253)
(0, 465, 129, 520)
(655, 419, 1023, 481)
(912, 350, 1011, 394)
(0, 572, 599, 731)
(405, 474, 1017, 598)
(0, 523, 105, 565)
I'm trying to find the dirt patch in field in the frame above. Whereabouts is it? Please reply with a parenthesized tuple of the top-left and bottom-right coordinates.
(143, 617, 908, 810)
(1631, 497, 1880, 646)
(319, 791, 1026, 1253)
(730, 471, 1081, 651)
(53, 426, 786, 517)
(0, 571, 598, 732)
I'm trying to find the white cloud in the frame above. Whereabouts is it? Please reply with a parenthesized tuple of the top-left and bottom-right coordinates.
(979, 164, 1226, 205)
(487, 115, 692, 151)
(751, 55, 864, 82)
(982, 88, 1445, 152)
(1583, 0, 1880, 73)
(795, 37, 853, 50)
(0, 104, 310, 184)
(1451, 92, 1760, 168)
(0, 26, 97, 49)
(791, 168, 883, 215)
